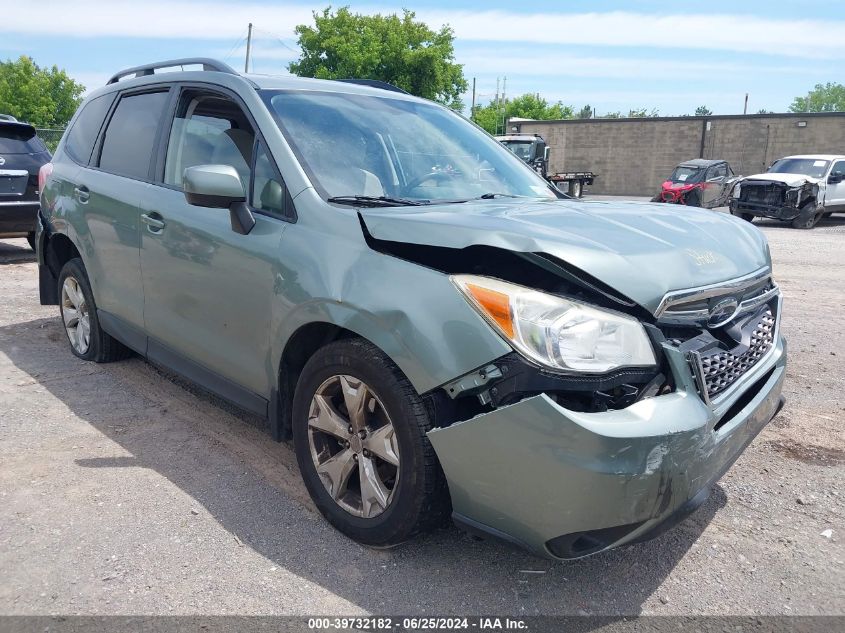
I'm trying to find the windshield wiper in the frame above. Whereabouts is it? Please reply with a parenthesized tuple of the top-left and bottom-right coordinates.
(327, 195, 428, 207)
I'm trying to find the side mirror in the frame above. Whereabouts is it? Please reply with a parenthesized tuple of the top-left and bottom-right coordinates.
(543, 146, 550, 162)
(829, 172, 843, 184)
(183, 164, 255, 235)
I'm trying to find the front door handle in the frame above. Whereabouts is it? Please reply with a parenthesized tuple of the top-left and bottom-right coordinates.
(74, 186, 89, 204)
(141, 212, 166, 233)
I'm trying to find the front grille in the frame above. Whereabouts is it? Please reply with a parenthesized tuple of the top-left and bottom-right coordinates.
(693, 308, 776, 400)
(740, 183, 785, 207)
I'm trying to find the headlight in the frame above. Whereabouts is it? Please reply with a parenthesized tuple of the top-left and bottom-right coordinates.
(452, 275, 657, 373)
(733, 182, 741, 198)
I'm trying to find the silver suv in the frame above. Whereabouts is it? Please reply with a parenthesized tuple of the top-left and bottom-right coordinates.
(37, 59, 786, 559)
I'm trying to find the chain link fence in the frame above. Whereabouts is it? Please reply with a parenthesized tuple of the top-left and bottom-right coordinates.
(35, 128, 65, 154)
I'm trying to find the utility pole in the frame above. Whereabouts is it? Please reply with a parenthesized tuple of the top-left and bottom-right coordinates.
(501, 75, 507, 134)
(245, 23, 253, 73)
(471, 77, 476, 121)
(495, 77, 500, 134)
(743, 93, 748, 115)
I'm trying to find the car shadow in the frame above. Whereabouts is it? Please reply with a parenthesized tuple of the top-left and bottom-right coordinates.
(0, 238, 36, 265)
(0, 316, 726, 618)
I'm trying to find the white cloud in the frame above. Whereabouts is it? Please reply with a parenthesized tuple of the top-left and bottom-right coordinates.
(3, 2, 845, 59)
(458, 52, 819, 80)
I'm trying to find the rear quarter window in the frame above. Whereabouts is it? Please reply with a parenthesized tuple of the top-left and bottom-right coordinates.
(0, 125, 47, 154)
(65, 93, 116, 164)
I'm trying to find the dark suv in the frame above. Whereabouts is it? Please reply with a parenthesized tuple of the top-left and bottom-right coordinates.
(0, 119, 51, 248)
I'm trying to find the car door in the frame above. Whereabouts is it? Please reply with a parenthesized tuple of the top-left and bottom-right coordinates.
(79, 88, 171, 340)
(825, 159, 845, 211)
(139, 85, 291, 408)
(701, 162, 727, 208)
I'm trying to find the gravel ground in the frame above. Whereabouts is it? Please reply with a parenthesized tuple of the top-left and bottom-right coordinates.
(0, 206, 843, 617)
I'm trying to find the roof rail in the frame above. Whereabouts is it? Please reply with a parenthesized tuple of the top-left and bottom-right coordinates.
(335, 79, 410, 95)
(107, 58, 239, 85)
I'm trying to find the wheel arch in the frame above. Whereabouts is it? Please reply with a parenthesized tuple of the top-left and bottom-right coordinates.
(40, 231, 84, 305)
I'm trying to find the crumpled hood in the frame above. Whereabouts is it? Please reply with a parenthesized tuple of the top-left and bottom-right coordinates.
(361, 198, 770, 314)
(743, 172, 820, 187)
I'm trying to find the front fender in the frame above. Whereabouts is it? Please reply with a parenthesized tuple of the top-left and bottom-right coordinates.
(269, 247, 512, 395)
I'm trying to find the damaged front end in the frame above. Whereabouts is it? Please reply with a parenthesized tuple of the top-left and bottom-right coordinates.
(357, 202, 786, 559)
(730, 178, 818, 220)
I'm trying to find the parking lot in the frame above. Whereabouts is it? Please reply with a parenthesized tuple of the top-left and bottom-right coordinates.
(0, 207, 843, 617)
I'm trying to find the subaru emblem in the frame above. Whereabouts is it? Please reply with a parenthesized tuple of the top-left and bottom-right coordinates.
(707, 298, 739, 328)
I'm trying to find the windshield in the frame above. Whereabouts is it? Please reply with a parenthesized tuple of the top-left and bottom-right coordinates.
(499, 140, 534, 162)
(261, 90, 557, 204)
(668, 166, 703, 183)
(768, 158, 830, 178)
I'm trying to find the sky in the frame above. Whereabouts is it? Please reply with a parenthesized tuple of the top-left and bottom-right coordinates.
(2, 0, 844, 116)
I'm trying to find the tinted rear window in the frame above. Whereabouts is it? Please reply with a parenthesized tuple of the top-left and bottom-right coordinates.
(0, 125, 47, 154)
(98, 91, 169, 180)
(65, 93, 115, 164)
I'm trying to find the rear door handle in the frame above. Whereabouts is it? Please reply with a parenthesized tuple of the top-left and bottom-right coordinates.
(141, 212, 166, 233)
(74, 186, 89, 204)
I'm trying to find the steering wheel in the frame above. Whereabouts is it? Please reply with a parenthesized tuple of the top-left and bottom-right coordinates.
(403, 170, 460, 193)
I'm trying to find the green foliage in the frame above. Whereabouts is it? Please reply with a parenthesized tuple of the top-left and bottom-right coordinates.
(576, 104, 592, 119)
(472, 93, 574, 134)
(289, 7, 467, 109)
(0, 56, 84, 127)
(789, 82, 845, 113)
(757, 108, 773, 114)
(626, 107, 660, 118)
(694, 105, 712, 116)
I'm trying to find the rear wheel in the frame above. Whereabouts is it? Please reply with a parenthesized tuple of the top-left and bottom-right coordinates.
(292, 338, 449, 546)
(730, 210, 754, 222)
(58, 258, 131, 362)
(569, 181, 583, 198)
(791, 201, 822, 229)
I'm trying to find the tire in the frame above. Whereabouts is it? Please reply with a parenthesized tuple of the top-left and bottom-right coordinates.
(684, 188, 702, 207)
(823, 212, 833, 219)
(730, 210, 754, 222)
(791, 201, 822, 229)
(26, 232, 35, 251)
(292, 337, 449, 547)
(570, 181, 583, 198)
(58, 258, 132, 362)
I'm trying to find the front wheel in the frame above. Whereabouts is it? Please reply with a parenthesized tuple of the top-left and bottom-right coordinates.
(26, 232, 35, 251)
(791, 201, 822, 229)
(292, 338, 449, 547)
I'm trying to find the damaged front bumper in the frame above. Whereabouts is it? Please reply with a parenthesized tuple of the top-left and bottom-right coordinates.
(427, 334, 786, 560)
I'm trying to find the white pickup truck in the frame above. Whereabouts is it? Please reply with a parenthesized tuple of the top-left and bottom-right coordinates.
(729, 154, 845, 229)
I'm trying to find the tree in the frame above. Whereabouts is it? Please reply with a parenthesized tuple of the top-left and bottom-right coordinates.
(0, 56, 85, 128)
(576, 104, 593, 119)
(289, 7, 467, 109)
(473, 93, 574, 134)
(626, 107, 660, 118)
(757, 108, 773, 114)
(695, 105, 712, 116)
(789, 82, 845, 113)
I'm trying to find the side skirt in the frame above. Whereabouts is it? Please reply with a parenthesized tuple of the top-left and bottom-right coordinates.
(98, 309, 269, 418)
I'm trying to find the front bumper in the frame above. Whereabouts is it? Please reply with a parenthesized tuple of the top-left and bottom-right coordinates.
(730, 199, 801, 221)
(428, 334, 786, 559)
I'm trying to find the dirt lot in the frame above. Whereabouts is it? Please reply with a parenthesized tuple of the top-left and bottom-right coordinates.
(0, 211, 843, 617)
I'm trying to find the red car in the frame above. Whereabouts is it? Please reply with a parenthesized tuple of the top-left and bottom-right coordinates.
(654, 159, 740, 208)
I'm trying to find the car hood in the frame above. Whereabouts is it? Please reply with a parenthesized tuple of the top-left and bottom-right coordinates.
(360, 198, 770, 314)
(743, 172, 820, 187)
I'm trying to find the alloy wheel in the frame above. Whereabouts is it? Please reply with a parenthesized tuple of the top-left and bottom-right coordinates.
(61, 276, 91, 354)
(307, 375, 400, 518)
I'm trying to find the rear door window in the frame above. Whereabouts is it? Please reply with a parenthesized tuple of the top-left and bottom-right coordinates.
(98, 91, 169, 180)
(64, 93, 115, 164)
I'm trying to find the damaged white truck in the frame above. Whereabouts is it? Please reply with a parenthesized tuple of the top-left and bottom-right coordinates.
(729, 154, 845, 229)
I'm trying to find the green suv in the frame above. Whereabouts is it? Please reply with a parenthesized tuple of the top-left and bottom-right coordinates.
(37, 59, 786, 559)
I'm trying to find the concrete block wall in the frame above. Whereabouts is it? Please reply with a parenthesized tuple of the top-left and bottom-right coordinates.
(514, 113, 845, 196)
